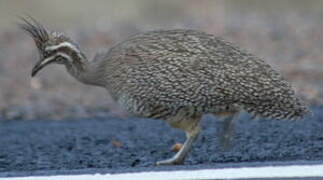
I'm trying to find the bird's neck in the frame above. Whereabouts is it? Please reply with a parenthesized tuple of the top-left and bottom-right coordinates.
(66, 54, 106, 87)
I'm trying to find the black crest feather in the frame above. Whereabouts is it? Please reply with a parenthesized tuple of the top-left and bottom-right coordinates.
(18, 16, 49, 49)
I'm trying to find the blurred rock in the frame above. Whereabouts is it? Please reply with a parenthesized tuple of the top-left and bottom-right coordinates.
(171, 143, 183, 152)
(2, 106, 25, 120)
(30, 77, 42, 90)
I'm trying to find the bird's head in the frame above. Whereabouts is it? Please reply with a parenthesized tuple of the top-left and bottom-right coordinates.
(19, 17, 85, 77)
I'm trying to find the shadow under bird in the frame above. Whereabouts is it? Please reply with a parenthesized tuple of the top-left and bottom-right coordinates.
(20, 17, 311, 165)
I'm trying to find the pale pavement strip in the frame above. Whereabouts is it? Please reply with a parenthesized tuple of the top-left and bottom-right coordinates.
(4, 164, 323, 180)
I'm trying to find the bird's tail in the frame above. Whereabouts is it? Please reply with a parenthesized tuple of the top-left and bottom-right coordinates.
(287, 97, 312, 119)
(243, 96, 312, 120)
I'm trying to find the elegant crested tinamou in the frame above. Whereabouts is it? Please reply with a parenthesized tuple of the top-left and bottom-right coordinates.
(20, 17, 310, 165)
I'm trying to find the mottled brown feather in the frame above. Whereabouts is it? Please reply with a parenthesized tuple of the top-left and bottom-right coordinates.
(98, 29, 310, 120)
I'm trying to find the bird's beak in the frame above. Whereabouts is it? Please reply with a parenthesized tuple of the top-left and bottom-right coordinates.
(31, 57, 55, 77)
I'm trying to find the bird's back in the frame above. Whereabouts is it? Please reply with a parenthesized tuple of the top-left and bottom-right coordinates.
(100, 29, 310, 120)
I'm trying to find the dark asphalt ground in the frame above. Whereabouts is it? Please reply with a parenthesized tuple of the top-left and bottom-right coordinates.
(0, 107, 323, 177)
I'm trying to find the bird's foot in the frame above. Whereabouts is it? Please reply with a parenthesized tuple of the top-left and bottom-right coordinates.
(156, 122, 201, 166)
(156, 157, 184, 166)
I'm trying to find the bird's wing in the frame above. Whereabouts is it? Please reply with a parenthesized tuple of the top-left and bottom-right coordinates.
(107, 30, 309, 118)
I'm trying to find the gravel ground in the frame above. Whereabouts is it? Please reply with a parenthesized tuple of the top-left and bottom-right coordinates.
(0, 107, 322, 175)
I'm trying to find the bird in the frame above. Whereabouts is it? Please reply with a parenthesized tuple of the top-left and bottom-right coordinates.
(19, 17, 311, 165)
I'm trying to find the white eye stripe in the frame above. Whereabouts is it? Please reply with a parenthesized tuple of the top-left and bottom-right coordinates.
(45, 42, 80, 53)
(41, 56, 56, 66)
(41, 52, 72, 65)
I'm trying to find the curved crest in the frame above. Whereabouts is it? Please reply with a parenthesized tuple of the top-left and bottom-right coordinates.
(18, 16, 49, 49)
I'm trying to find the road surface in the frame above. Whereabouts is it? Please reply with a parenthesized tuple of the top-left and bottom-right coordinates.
(0, 107, 323, 178)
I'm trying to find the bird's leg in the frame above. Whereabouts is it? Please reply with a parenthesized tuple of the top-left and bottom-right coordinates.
(156, 124, 201, 166)
(218, 112, 239, 150)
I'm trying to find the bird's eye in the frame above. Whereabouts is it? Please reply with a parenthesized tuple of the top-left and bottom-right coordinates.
(55, 55, 67, 64)
(56, 56, 63, 62)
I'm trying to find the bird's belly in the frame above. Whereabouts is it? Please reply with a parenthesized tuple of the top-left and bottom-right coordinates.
(116, 92, 239, 120)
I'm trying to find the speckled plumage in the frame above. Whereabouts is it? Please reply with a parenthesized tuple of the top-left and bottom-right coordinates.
(100, 29, 310, 120)
(21, 18, 311, 165)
